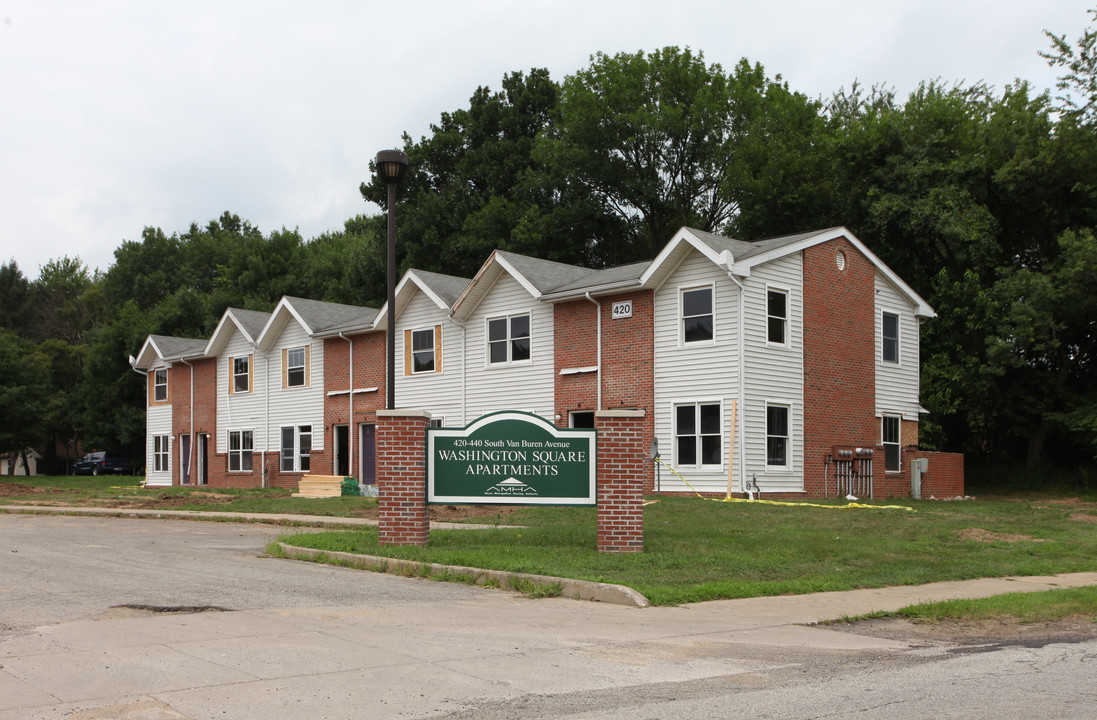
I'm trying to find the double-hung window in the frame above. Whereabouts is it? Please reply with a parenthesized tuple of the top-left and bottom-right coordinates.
(285, 347, 308, 387)
(228, 430, 253, 472)
(407, 326, 440, 374)
(882, 415, 901, 472)
(281, 425, 312, 472)
(882, 312, 900, 364)
(675, 403, 721, 466)
(487, 314, 530, 365)
(767, 289, 788, 345)
(231, 355, 252, 394)
(153, 435, 170, 472)
(153, 369, 169, 403)
(681, 287, 713, 343)
(766, 405, 790, 467)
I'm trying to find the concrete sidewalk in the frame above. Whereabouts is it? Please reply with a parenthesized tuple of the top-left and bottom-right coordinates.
(4, 570, 1096, 719)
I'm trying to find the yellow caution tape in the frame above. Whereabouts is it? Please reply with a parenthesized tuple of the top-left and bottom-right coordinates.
(653, 457, 914, 511)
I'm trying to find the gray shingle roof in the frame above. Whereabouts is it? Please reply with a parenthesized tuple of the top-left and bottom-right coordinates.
(149, 335, 207, 359)
(283, 296, 379, 335)
(230, 309, 272, 341)
(545, 260, 650, 295)
(494, 251, 596, 295)
(411, 270, 471, 307)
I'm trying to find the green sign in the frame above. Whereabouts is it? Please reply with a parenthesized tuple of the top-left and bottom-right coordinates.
(427, 411, 597, 505)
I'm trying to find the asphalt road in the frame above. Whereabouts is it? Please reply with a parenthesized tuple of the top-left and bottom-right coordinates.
(2, 513, 1095, 719)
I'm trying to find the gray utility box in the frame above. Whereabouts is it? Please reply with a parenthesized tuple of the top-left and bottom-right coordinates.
(910, 458, 929, 499)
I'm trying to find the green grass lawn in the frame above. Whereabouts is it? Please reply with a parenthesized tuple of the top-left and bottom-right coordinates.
(0, 475, 378, 517)
(877, 586, 1097, 623)
(7, 476, 1097, 610)
(279, 495, 1097, 606)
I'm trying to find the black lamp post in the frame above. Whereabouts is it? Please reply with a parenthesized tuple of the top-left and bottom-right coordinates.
(375, 149, 408, 410)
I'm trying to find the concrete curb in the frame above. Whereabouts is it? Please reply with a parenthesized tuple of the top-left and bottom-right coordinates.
(277, 542, 650, 607)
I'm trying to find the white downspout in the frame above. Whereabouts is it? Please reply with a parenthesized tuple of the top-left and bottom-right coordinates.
(180, 359, 195, 485)
(338, 333, 354, 478)
(446, 312, 467, 425)
(584, 292, 603, 411)
(128, 356, 149, 479)
(260, 346, 269, 489)
(727, 272, 749, 498)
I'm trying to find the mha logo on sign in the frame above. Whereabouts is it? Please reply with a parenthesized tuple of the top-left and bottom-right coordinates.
(427, 411, 597, 506)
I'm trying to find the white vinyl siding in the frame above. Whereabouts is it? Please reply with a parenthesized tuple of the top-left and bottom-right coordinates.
(215, 322, 324, 458)
(267, 322, 324, 456)
(217, 331, 266, 454)
(463, 273, 555, 420)
(396, 291, 465, 425)
(875, 273, 921, 420)
(742, 254, 803, 491)
(146, 404, 173, 486)
(653, 251, 740, 493)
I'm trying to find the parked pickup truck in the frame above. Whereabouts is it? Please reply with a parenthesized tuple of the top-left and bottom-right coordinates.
(73, 451, 131, 476)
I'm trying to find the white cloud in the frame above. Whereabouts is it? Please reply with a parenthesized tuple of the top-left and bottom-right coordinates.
(0, 0, 1090, 279)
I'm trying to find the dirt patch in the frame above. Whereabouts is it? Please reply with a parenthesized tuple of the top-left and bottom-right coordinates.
(955, 527, 1048, 543)
(1070, 513, 1097, 524)
(429, 504, 528, 522)
(834, 616, 1097, 647)
(0, 483, 77, 497)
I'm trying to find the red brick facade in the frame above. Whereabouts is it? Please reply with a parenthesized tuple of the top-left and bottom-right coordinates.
(554, 291, 656, 492)
(595, 411, 647, 552)
(376, 410, 430, 546)
(323, 333, 387, 482)
(802, 239, 879, 495)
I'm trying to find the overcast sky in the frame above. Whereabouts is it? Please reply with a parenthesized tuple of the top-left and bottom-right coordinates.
(1, 1, 1091, 280)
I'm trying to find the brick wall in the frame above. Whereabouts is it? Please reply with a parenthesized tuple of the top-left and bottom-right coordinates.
(324, 332, 386, 481)
(170, 358, 218, 486)
(595, 410, 647, 552)
(376, 410, 430, 546)
(802, 238, 878, 495)
(554, 291, 655, 491)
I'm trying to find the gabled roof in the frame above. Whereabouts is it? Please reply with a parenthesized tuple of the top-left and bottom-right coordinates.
(453, 251, 651, 319)
(259, 296, 379, 348)
(373, 269, 471, 326)
(131, 334, 207, 370)
(640, 226, 935, 318)
(204, 308, 272, 357)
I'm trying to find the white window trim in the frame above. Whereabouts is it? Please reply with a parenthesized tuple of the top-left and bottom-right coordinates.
(765, 402, 792, 471)
(881, 310, 901, 365)
(765, 285, 790, 348)
(409, 326, 439, 375)
(153, 369, 169, 403)
(152, 434, 171, 473)
(285, 346, 309, 388)
(679, 283, 716, 347)
(428, 416, 445, 428)
(485, 313, 532, 367)
(227, 429, 254, 473)
(280, 425, 313, 473)
(882, 414, 902, 473)
(230, 355, 252, 395)
(672, 400, 724, 469)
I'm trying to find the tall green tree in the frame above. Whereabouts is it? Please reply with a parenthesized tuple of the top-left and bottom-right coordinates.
(0, 260, 34, 335)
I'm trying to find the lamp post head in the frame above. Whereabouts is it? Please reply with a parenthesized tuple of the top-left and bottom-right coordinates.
(375, 149, 409, 185)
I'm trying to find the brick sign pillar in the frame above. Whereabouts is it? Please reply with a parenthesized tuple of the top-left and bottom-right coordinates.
(376, 409, 431, 546)
(595, 409, 646, 553)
